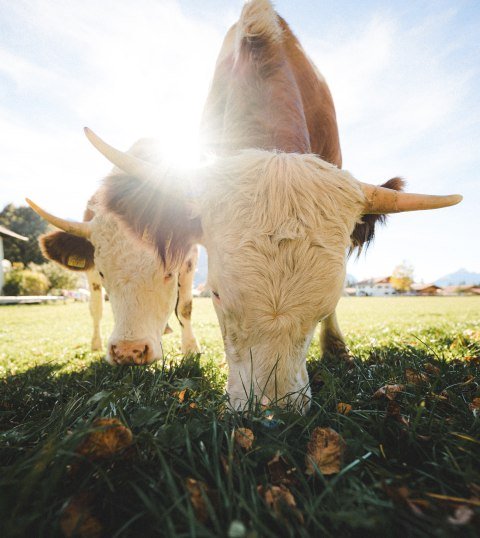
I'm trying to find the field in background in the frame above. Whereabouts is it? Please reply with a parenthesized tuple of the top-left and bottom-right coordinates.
(1, 297, 479, 537)
(1, 296, 479, 374)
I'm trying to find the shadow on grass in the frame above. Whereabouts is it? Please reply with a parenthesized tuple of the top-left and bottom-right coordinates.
(0, 344, 479, 537)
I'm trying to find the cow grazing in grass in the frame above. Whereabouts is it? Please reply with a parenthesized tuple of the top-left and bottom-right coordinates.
(86, 0, 461, 410)
(27, 139, 200, 365)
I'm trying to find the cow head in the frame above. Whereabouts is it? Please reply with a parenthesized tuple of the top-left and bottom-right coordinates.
(87, 129, 462, 410)
(27, 140, 178, 366)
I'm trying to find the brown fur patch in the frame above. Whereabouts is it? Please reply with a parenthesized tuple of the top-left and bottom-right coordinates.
(101, 172, 202, 268)
(350, 177, 405, 254)
(181, 300, 193, 320)
(39, 231, 95, 271)
(92, 283, 101, 291)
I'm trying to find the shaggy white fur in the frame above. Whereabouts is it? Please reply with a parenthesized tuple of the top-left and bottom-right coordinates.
(197, 150, 366, 410)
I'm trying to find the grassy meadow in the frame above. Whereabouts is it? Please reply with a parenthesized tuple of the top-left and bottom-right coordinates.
(1, 296, 479, 537)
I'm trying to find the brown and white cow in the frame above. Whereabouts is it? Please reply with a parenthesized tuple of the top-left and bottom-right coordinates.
(85, 0, 461, 410)
(26, 139, 200, 365)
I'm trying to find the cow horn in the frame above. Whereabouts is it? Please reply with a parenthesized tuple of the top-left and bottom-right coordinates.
(84, 127, 158, 180)
(25, 198, 92, 238)
(360, 183, 462, 214)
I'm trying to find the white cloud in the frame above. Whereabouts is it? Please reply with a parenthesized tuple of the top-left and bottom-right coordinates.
(0, 0, 478, 280)
(300, 7, 479, 280)
(0, 0, 228, 218)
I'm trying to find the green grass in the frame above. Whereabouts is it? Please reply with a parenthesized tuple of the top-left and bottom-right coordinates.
(1, 297, 479, 537)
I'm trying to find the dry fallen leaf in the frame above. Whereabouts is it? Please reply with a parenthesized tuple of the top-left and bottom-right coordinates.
(373, 384, 405, 400)
(386, 401, 410, 428)
(468, 397, 480, 416)
(176, 389, 187, 403)
(336, 402, 352, 415)
(424, 363, 441, 376)
(234, 428, 255, 450)
(60, 494, 102, 538)
(305, 427, 345, 476)
(447, 505, 475, 526)
(76, 418, 133, 460)
(382, 483, 427, 517)
(186, 478, 209, 523)
(405, 369, 429, 385)
(267, 452, 297, 485)
(258, 484, 304, 524)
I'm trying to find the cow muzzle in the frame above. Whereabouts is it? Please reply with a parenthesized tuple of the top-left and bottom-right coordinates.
(106, 338, 160, 366)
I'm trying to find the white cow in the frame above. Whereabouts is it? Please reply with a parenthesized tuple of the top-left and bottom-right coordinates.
(27, 139, 200, 365)
(86, 1, 462, 410)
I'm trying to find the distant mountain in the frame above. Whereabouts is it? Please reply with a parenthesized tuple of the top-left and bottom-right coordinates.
(434, 269, 480, 287)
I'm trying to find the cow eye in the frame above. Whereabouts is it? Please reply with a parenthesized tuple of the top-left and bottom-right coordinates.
(165, 272, 173, 279)
(99, 272, 104, 278)
(212, 290, 220, 300)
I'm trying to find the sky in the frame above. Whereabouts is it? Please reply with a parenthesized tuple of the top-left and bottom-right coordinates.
(0, 0, 479, 283)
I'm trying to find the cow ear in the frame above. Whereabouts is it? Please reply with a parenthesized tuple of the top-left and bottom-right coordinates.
(350, 177, 405, 254)
(39, 231, 95, 271)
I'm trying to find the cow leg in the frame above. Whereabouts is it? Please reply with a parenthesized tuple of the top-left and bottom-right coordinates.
(86, 270, 103, 351)
(176, 247, 201, 354)
(320, 311, 350, 360)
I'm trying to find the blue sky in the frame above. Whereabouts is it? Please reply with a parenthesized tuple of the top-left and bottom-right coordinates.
(0, 0, 478, 282)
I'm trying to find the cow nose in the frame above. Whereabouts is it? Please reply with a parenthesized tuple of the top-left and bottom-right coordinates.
(109, 340, 155, 365)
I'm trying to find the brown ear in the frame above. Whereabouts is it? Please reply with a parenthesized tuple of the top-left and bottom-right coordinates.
(39, 231, 95, 271)
(350, 177, 405, 254)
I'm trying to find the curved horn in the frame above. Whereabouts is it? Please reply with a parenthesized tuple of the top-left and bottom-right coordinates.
(84, 127, 158, 180)
(360, 183, 462, 214)
(25, 198, 92, 238)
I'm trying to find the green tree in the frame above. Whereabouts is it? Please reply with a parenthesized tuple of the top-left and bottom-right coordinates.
(0, 203, 47, 264)
(390, 262, 414, 293)
(29, 261, 80, 292)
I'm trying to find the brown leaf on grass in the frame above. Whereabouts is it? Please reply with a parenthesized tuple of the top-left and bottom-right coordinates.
(337, 402, 352, 415)
(186, 478, 210, 523)
(76, 418, 133, 460)
(176, 389, 187, 403)
(405, 369, 429, 385)
(60, 494, 102, 538)
(258, 484, 304, 524)
(373, 384, 405, 400)
(424, 363, 440, 376)
(305, 427, 345, 476)
(234, 428, 254, 450)
(468, 397, 480, 416)
(386, 401, 410, 428)
(447, 505, 475, 526)
(267, 452, 297, 485)
(382, 483, 428, 517)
